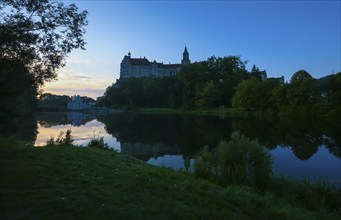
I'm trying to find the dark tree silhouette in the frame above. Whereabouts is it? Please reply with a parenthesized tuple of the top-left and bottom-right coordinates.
(0, 0, 88, 85)
(0, 0, 88, 120)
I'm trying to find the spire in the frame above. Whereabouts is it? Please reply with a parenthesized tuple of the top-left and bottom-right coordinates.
(181, 46, 190, 66)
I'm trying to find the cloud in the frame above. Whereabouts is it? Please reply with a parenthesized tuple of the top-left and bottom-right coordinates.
(43, 68, 114, 99)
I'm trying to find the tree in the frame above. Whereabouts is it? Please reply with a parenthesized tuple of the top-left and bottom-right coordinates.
(271, 83, 290, 113)
(207, 56, 249, 106)
(319, 72, 341, 116)
(232, 77, 281, 111)
(177, 56, 249, 108)
(287, 70, 318, 109)
(0, 0, 87, 118)
(195, 81, 220, 108)
(0, 0, 88, 85)
(232, 78, 261, 110)
(0, 58, 38, 116)
(38, 93, 70, 110)
(290, 69, 313, 84)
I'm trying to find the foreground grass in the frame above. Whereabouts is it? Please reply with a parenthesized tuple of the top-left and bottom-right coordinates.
(0, 139, 339, 219)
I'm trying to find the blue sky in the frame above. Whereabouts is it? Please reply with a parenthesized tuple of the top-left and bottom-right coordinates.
(44, 0, 341, 98)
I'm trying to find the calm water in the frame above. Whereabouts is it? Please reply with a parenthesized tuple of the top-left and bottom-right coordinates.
(13, 112, 341, 186)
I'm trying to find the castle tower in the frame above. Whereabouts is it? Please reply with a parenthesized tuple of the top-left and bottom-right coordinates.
(181, 46, 191, 66)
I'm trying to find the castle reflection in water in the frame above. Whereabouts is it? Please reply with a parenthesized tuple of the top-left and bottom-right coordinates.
(120, 142, 181, 161)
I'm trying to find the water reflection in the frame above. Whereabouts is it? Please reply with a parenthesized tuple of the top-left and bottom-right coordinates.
(97, 113, 340, 185)
(232, 116, 341, 160)
(0, 114, 38, 145)
(97, 114, 232, 158)
(35, 113, 120, 151)
(16, 112, 340, 185)
(67, 112, 96, 126)
(271, 147, 340, 182)
(120, 142, 181, 161)
(148, 155, 194, 172)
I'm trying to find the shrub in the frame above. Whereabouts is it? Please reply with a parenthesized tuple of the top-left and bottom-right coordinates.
(193, 146, 217, 180)
(269, 175, 341, 215)
(87, 136, 109, 149)
(87, 131, 110, 150)
(46, 129, 74, 146)
(194, 132, 272, 189)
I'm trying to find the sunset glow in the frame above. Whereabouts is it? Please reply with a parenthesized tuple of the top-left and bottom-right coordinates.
(35, 119, 120, 150)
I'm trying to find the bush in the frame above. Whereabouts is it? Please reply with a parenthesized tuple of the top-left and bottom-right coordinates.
(269, 175, 341, 215)
(194, 132, 272, 189)
(87, 136, 109, 150)
(46, 129, 74, 146)
(87, 131, 110, 150)
(193, 146, 217, 180)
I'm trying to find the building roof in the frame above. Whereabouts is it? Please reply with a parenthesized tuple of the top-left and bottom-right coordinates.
(163, 64, 182, 69)
(130, 58, 151, 66)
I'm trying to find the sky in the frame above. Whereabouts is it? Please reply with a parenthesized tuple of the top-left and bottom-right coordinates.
(43, 0, 341, 99)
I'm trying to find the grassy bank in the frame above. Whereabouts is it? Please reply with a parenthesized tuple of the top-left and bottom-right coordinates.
(0, 138, 339, 219)
(137, 107, 273, 118)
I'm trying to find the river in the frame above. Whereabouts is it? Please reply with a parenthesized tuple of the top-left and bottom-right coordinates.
(11, 111, 341, 186)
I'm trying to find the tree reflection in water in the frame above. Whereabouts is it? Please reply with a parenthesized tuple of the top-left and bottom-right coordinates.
(3, 112, 339, 184)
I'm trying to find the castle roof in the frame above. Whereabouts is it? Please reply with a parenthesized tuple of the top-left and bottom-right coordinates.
(130, 58, 151, 66)
(163, 64, 181, 69)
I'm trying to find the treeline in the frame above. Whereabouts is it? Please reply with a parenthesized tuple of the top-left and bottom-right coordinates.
(37, 93, 96, 111)
(232, 70, 341, 117)
(37, 93, 70, 111)
(98, 56, 340, 117)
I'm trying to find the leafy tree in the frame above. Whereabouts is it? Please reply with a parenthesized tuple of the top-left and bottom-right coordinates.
(38, 93, 70, 110)
(177, 61, 209, 108)
(287, 70, 319, 110)
(319, 72, 341, 116)
(271, 83, 290, 113)
(232, 77, 279, 110)
(0, 0, 88, 119)
(177, 56, 249, 108)
(0, 0, 88, 85)
(232, 78, 263, 110)
(195, 81, 220, 108)
(142, 77, 161, 107)
(0, 58, 38, 116)
(290, 70, 313, 84)
(207, 56, 249, 106)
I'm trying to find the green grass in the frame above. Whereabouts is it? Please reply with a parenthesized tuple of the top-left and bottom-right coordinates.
(0, 138, 339, 220)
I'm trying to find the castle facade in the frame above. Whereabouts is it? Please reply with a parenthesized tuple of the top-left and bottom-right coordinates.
(120, 47, 191, 78)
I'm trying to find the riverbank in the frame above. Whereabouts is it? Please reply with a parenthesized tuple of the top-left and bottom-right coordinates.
(1, 138, 339, 219)
(137, 107, 274, 118)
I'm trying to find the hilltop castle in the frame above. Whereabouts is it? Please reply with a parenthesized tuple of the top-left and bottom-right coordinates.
(120, 47, 191, 78)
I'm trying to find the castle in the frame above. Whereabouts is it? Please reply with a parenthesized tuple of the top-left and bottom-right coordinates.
(120, 47, 191, 78)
